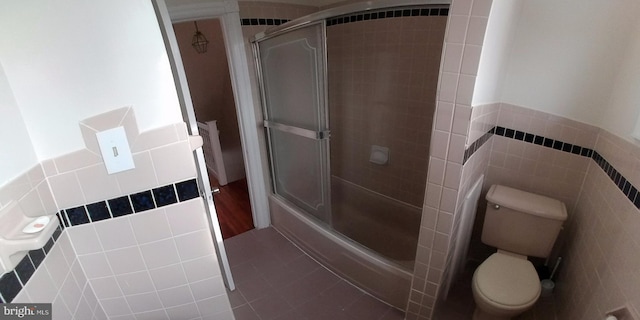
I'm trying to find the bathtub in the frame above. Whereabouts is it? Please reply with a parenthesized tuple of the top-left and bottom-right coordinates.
(270, 176, 422, 310)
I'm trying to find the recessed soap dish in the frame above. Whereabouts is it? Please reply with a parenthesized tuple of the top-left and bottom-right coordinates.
(22, 216, 51, 234)
(0, 202, 59, 275)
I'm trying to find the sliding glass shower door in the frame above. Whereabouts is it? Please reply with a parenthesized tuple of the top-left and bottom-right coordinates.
(255, 22, 331, 224)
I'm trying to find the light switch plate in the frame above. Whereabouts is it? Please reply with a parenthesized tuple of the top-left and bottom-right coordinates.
(96, 126, 135, 174)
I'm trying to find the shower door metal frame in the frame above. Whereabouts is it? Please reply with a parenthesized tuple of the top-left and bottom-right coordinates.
(253, 21, 332, 224)
(253, 0, 451, 42)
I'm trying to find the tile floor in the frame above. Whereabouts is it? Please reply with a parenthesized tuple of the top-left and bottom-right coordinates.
(224, 227, 404, 320)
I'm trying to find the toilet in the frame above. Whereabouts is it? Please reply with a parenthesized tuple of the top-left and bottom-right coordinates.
(472, 185, 567, 320)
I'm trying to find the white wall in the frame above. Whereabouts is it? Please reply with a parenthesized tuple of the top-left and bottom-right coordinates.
(0, 0, 182, 160)
(0, 61, 38, 185)
(475, 0, 640, 130)
(603, 19, 640, 138)
(472, 0, 523, 106)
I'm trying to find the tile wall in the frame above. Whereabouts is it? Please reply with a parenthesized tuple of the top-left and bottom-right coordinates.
(455, 100, 640, 319)
(0, 162, 65, 305)
(0, 107, 234, 320)
(327, 7, 447, 207)
(0, 162, 106, 319)
(485, 103, 598, 209)
(11, 232, 108, 320)
(67, 198, 228, 320)
(406, 0, 493, 319)
(438, 101, 498, 295)
(555, 129, 640, 319)
(470, 103, 599, 263)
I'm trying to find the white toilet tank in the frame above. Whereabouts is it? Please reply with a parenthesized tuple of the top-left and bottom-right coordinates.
(482, 185, 567, 258)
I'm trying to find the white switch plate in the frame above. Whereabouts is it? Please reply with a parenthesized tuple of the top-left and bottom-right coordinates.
(96, 127, 135, 174)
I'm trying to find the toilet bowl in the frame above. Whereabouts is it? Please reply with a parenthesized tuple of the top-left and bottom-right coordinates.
(471, 251, 540, 320)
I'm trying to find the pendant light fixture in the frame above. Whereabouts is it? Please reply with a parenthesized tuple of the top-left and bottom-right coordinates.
(191, 21, 209, 54)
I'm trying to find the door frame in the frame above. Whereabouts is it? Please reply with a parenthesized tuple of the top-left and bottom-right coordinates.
(153, 0, 270, 230)
(151, 0, 271, 290)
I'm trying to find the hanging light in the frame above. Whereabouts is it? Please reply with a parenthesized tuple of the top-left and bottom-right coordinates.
(191, 21, 209, 54)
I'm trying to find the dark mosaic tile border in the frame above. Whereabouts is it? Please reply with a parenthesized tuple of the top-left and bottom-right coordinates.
(464, 126, 640, 210)
(241, 18, 290, 26)
(0, 178, 200, 303)
(240, 6, 448, 27)
(59, 178, 200, 227)
(327, 6, 449, 27)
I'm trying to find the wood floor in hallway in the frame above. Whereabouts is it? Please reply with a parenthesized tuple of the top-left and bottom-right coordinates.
(209, 176, 254, 239)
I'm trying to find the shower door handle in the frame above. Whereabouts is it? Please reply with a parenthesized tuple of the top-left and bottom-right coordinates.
(264, 120, 330, 140)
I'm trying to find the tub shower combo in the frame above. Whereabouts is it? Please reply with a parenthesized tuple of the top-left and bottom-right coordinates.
(253, 1, 448, 309)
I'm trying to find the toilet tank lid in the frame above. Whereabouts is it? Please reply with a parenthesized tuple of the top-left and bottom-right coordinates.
(486, 185, 567, 221)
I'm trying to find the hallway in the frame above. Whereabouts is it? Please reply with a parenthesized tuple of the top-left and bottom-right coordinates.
(210, 176, 254, 239)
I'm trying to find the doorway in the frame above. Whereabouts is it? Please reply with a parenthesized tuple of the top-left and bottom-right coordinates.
(172, 18, 254, 239)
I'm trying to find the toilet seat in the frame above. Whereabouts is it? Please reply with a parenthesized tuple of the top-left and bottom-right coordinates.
(473, 252, 541, 308)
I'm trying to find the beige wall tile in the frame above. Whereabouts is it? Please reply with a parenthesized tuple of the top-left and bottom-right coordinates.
(150, 141, 197, 185)
(100, 297, 133, 317)
(132, 125, 180, 153)
(81, 107, 130, 132)
(456, 75, 476, 106)
(41, 160, 58, 177)
(105, 247, 146, 275)
(181, 255, 221, 283)
(27, 164, 45, 186)
(68, 224, 104, 255)
(76, 164, 122, 204)
(80, 124, 101, 155)
(115, 152, 158, 195)
(174, 230, 216, 261)
(164, 198, 208, 236)
(94, 217, 137, 251)
(149, 263, 188, 291)
(451, 0, 473, 15)
(445, 15, 469, 44)
(434, 102, 454, 132)
(37, 181, 58, 214)
(17, 188, 44, 217)
(49, 172, 85, 209)
(140, 239, 181, 270)
(91, 277, 123, 300)
(452, 105, 472, 136)
(442, 43, 464, 73)
(129, 209, 172, 244)
(54, 149, 102, 174)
